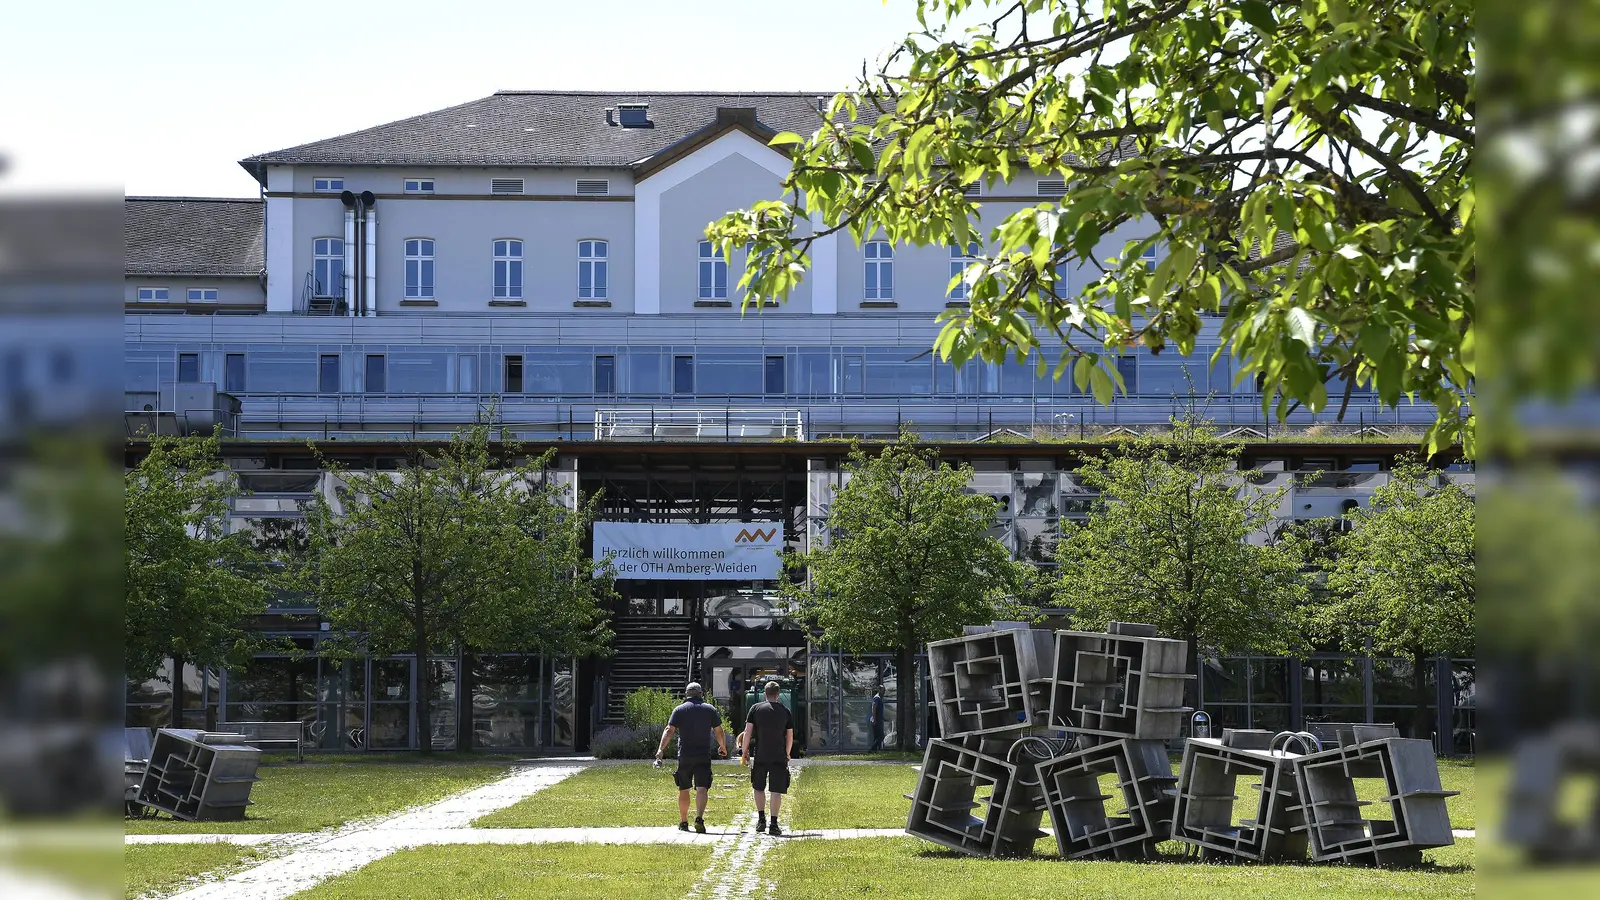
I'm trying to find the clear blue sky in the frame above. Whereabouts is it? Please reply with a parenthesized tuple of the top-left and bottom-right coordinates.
(1, 0, 943, 198)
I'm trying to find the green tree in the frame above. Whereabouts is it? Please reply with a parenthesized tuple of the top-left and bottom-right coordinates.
(1321, 458, 1473, 740)
(125, 433, 272, 725)
(1054, 419, 1309, 705)
(786, 427, 1033, 750)
(300, 425, 615, 753)
(711, 0, 1473, 454)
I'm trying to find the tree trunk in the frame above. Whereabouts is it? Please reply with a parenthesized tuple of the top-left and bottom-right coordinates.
(896, 644, 915, 752)
(1412, 652, 1432, 748)
(414, 626, 432, 756)
(170, 656, 185, 729)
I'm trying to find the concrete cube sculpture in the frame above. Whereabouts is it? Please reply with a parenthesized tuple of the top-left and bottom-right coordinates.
(1046, 623, 1193, 740)
(135, 729, 262, 822)
(1171, 729, 1313, 861)
(1501, 721, 1600, 861)
(1038, 737, 1177, 860)
(1290, 725, 1458, 866)
(905, 736, 1049, 858)
(928, 623, 1056, 738)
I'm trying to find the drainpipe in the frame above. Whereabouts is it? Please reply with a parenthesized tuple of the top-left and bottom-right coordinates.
(340, 192, 357, 316)
(361, 191, 377, 316)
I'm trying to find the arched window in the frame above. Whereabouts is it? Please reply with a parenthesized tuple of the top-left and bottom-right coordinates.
(579, 240, 608, 299)
(493, 239, 523, 299)
(404, 239, 435, 299)
(312, 237, 344, 298)
(698, 241, 727, 300)
(864, 241, 893, 300)
(948, 242, 980, 300)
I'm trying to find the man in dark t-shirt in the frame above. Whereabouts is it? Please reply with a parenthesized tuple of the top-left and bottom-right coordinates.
(740, 682, 794, 835)
(655, 682, 727, 833)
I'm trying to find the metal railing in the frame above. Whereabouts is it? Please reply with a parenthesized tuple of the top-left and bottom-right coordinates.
(163, 390, 1450, 443)
(300, 272, 344, 316)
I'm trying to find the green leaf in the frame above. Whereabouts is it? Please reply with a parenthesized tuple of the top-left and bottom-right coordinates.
(1264, 73, 1295, 118)
(769, 132, 807, 147)
(1089, 364, 1115, 405)
(1286, 308, 1317, 347)
(1239, 0, 1277, 33)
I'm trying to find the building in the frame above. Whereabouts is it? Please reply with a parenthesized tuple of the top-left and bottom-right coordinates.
(122, 91, 1470, 754)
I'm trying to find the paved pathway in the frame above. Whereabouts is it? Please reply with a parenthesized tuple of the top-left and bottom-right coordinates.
(146, 765, 584, 900)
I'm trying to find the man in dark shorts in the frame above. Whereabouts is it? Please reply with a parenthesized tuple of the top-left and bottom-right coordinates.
(740, 681, 794, 835)
(654, 682, 727, 833)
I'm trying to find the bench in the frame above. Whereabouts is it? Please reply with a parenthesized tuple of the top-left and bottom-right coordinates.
(220, 721, 304, 761)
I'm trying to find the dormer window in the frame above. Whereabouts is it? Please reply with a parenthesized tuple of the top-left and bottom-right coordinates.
(617, 104, 651, 128)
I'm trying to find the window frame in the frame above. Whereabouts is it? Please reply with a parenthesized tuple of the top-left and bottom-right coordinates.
(318, 355, 341, 394)
(404, 238, 436, 299)
(672, 354, 695, 395)
(504, 354, 525, 393)
(364, 354, 387, 393)
(224, 353, 246, 393)
(864, 240, 894, 300)
(578, 240, 609, 299)
(594, 355, 617, 395)
(177, 353, 200, 384)
(1142, 245, 1158, 274)
(948, 242, 980, 300)
(186, 288, 219, 304)
(312, 177, 344, 193)
(493, 239, 524, 300)
(136, 287, 169, 303)
(312, 237, 345, 298)
(697, 241, 728, 300)
(764, 355, 786, 395)
(403, 177, 436, 194)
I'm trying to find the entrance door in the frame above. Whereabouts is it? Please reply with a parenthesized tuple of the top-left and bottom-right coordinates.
(706, 661, 788, 733)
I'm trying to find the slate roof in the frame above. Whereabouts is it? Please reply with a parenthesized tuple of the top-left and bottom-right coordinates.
(125, 197, 264, 277)
(239, 91, 841, 181)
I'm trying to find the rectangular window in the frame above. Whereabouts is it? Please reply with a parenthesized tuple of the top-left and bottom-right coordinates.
(948, 242, 979, 300)
(575, 179, 610, 195)
(365, 354, 386, 393)
(404, 178, 435, 194)
(764, 355, 786, 394)
(697, 241, 727, 300)
(224, 354, 246, 392)
(187, 288, 219, 303)
(319, 355, 340, 393)
(864, 241, 894, 300)
(842, 355, 864, 394)
(136, 287, 169, 302)
(177, 353, 200, 383)
(1142, 245, 1158, 274)
(493, 239, 523, 299)
(404, 239, 435, 299)
(673, 355, 694, 394)
(594, 355, 617, 394)
(617, 104, 650, 127)
(313, 237, 345, 298)
(457, 354, 477, 392)
(313, 177, 344, 192)
(504, 354, 524, 393)
(490, 178, 524, 194)
(578, 240, 608, 299)
(1116, 356, 1139, 394)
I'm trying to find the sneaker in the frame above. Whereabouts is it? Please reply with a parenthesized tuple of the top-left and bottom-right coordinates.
(768, 819, 782, 836)
(678, 821, 689, 832)
(694, 817, 707, 834)
(755, 814, 767, 833)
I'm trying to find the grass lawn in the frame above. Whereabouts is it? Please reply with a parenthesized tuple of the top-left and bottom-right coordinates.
(769, 836, 1475, 899)
(474, 762, 748, 828)
(124, 843, 263, 898)
(791, 764, 918, 830)
(807, 752, 924, 762)
(126, 763, 510, 834)
(287, 843, 711, 900)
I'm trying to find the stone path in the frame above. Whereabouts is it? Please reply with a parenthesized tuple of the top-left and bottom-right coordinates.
(147, 765, 583, 900)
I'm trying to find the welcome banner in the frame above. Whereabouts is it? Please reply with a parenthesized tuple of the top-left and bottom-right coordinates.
(593, 521, 784, 580)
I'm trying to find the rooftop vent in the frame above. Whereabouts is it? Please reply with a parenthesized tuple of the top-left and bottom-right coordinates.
(576, 179, 610, 196)
(1037, 177, 1067, 197)
(963, 183, 982, 198)
(490, 178, 525, 194)
(617, 104, 652, 128)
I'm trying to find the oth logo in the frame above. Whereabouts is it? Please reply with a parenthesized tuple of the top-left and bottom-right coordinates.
(734, 528, 778, 544)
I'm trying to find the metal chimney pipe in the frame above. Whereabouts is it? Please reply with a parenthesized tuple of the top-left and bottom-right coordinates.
(361, 191, 377, 316)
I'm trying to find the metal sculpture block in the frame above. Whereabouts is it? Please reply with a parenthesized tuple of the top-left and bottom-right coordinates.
(135, 728, 262, 822)
(1171, 729, 1313, 861)
(1291, 727, 1458, 866)
(928, 623, 1055, 738)
(1038, 737, 1177, 860)
(905, 737, 1048, 858)
(1046, 623, 1192, 740)
(1501, 721, 1600, 861)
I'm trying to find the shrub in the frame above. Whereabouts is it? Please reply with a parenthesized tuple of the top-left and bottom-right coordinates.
(623, 687, 682, 729)
(591, 725, 658, 759)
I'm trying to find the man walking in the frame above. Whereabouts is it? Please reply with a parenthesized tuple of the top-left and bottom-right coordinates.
(741, 681, 794, 835)
(869, 688, 885, 751)
(655, 682, 727, 833)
